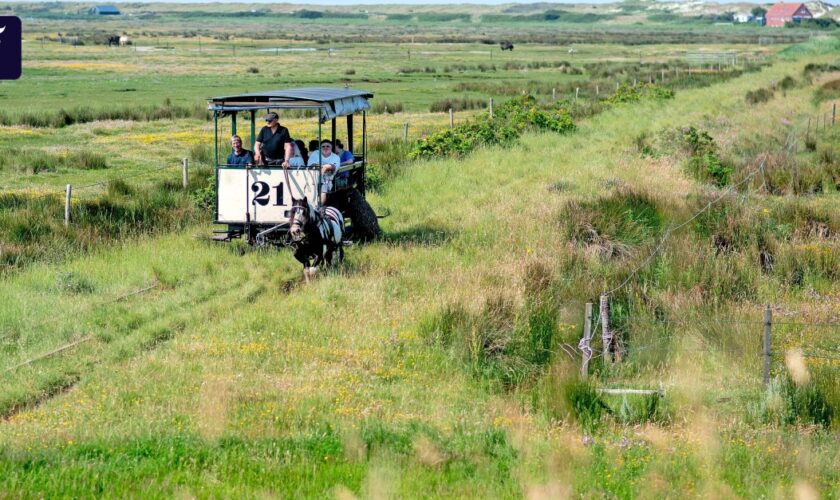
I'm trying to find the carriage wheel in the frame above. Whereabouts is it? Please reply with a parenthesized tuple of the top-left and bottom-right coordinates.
(345, 188, 381, 242)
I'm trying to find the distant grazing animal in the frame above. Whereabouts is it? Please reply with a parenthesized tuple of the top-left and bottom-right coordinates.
(107, 35, 120, 46)
(119, 35, 130, 47)
(568, 48, 577, 54)
(500, 41, 514, 51)
(288, 197, 345, 282)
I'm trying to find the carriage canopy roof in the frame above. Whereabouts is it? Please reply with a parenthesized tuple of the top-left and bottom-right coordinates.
(208, 87, 373, 123)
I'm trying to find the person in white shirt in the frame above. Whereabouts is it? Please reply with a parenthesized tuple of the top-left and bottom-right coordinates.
(308, 140, 342, 205)
(288, 141, 306, 167)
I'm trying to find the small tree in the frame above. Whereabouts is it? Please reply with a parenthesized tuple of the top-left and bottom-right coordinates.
(751, 6, 767, 18)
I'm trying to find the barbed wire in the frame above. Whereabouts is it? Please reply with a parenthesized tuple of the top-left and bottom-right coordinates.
(604, 159, 766, 296)
(0, 163, 183, 201)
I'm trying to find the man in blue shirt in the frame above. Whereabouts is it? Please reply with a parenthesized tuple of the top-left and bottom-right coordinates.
(335, 139, 354, 166)
(227, 135, 254, 166)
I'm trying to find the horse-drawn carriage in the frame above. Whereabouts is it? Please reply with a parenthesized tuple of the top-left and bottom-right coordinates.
(207, 87, 380, 247)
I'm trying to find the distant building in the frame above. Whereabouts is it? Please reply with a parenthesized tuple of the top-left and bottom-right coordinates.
(764, 3, 813, 27)
(89, 5, 120, 15)
(733, 12, 753, 23)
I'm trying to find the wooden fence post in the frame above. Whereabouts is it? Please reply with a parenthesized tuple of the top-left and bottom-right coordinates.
(64, 184, 72, 227)
(449, 108, 454, 129)
(581, 302, 593, 378)
(403, 122, 408, 141)
(489, 98, 494, 118)
(575, 87, 579, 101)
(600, 294, 612, 364)
(763, 304, 772, 386)
(552, 87, 556, 100)
(633, 78, 637, 88)
(832, 103, 836, 126)
(595, 84, 599, 96)
(660, 69, 665, 82)
(182, 158, 189, 189)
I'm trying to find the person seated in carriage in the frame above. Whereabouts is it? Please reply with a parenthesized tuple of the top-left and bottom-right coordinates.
(288, 141, 306, 167)
(226, 135, 254, 166)
(307, 139, 342, 205)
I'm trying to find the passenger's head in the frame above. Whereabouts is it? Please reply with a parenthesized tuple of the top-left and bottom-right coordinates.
(335, 139, 345, 152)
(308, 139, 319, 153)
(264, 112, 279, 125)
(294, 139, 307, 153)
(231, 135, 243, 151)
(319, 140, 333, 155)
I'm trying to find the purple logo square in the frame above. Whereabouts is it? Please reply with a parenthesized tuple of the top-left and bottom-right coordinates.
(0, 16, 22, 80)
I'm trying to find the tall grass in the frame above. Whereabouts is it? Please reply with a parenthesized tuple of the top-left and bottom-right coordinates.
(0, 100, 208, 128)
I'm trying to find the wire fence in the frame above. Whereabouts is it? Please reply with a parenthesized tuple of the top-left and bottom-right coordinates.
(578, 304, 840, 384)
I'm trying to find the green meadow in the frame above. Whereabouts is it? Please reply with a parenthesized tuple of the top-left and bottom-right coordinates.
(1, 3, 840, 497)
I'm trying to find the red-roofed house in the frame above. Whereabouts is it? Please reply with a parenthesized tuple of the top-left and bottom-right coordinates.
(765, 3, 813, 27)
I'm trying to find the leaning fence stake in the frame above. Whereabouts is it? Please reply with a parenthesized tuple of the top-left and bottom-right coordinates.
(489, 98, 494, 118)
(575, 87, 579, 101)
(64, 184, 72, 227)
(403, 122, 408, 141)
(600, 294, 612, 364)
(182, 158, 189, 189)
(552, 87, 556, 100)
(580, 302, 594, 378)
(449, 108, 454, 129)
(832, 103, 836, 126)
(763, 305, 772, 386)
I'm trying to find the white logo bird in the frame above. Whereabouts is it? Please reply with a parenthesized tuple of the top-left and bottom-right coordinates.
(0, 26, 5, 34)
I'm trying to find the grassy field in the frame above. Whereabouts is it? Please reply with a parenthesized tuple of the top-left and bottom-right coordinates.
(1, 6, 840, 497)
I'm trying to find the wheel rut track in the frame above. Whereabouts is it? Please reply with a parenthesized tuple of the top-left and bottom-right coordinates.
(0, 278, 264, 422)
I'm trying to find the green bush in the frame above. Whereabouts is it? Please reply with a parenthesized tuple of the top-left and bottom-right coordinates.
(604, 83, 674, 105)
(409, 115, 518, 159)
(745, 87, 774, 105)
(679, 127, 731, 186)
(688, 152, 732, 187)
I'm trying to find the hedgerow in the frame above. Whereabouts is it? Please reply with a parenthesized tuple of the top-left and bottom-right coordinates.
(409, 95, 574, 159)
(604, 83, 674, 105)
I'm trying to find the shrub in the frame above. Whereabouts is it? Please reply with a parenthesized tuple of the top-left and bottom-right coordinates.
(604, 83, 674, 105)
(688, 153, 732, 187)
(246, 66, 259, 74)
(410, 114, 518, 159)
(495, 95, 575, 134)
(745, 87, 774, 105)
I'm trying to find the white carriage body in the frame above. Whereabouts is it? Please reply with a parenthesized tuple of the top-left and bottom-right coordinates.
(216, 167, 319, 224)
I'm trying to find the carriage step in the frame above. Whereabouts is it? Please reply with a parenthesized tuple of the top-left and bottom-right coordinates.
(212, 234, 232, 242)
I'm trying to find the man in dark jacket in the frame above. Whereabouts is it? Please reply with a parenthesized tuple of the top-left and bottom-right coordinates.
(254, 112, 293, 166)
(226, 135, 254, 166)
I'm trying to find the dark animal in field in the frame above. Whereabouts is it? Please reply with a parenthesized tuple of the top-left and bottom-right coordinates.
(500, 41, 514, 51)
(288, 197, 345, 281)
(107, 35, 120, 46)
